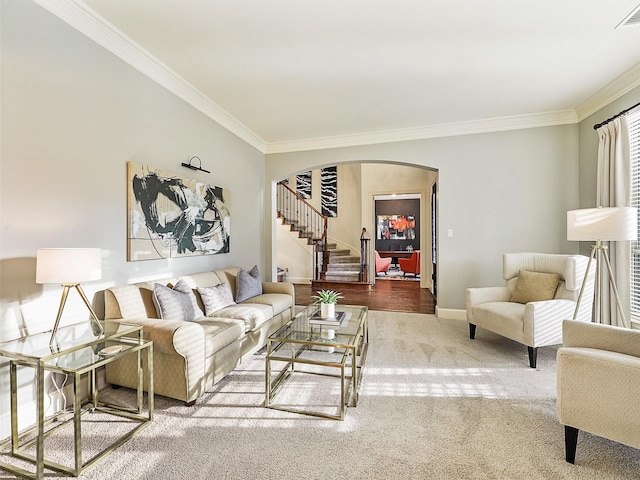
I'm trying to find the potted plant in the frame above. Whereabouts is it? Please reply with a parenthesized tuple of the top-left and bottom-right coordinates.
(312, 289, 344, 318)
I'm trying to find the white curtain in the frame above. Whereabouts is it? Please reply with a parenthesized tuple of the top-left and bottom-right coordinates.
(596, 116, 631, 326)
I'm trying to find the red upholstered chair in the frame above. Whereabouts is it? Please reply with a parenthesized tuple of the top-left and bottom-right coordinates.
(399, 251, 420, 277)
(375, 250, 392, 275)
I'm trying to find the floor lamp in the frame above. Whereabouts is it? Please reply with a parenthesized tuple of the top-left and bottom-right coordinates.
(36, 248, 104, 348)
(567, 207, 638, 328)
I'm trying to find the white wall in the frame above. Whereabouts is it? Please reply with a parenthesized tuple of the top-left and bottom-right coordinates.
(0, 1, 264, 438)
(266, 125, 581, 311)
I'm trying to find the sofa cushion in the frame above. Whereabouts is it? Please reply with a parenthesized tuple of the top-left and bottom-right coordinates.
(195, 318, 245, 357)
(243, 293, 292, 316)
(153, 280, 204, 322)
(210, 303, 274, 332)
(197, 282, 236, 316)
(236, 265, 262, 302)
(510, 270, 559, 304)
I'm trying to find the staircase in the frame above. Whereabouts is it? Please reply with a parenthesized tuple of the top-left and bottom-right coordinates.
(277, 181, 371, 289)
(324, 244, 361, 282)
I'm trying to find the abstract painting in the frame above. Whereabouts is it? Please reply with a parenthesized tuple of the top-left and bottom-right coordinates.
(321, 166, 338, 217)
(377, 214, 416, 240)
(296, 171, 312, 199)
(127, 161, 230, 261)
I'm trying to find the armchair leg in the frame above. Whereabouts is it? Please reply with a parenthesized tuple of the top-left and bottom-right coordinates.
(469, 324, 476, 339)
(564, 425, 579, 464)
(527, 346, 537, 368)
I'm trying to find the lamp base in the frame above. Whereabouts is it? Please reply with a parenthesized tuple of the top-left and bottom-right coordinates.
(50, 284, 104, 350)
(572, 243, 629, 328)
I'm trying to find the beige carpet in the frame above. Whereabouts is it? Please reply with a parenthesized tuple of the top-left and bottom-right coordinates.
(3, 312, 639, 479)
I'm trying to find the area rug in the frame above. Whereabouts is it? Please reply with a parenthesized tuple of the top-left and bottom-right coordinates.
(4, 312, 639, 479)
(376, 270, 420, 281)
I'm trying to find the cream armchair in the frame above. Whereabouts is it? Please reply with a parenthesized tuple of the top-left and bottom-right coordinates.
(466, 253, 593, 368)
(557, 320, 640, 463)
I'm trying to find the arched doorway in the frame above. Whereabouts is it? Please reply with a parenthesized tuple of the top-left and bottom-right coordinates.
(273, 162, 438, 299)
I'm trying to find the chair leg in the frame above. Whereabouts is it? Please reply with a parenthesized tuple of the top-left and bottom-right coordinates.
(564, 425, 579, 464)
(527, 346, 537, 368)
(469, 323, 476, 339)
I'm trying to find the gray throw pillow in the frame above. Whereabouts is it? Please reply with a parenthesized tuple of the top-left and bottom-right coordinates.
(235, 265, 262, 303)
(153, 279, 204, 322)
(197, 282, 236, 316)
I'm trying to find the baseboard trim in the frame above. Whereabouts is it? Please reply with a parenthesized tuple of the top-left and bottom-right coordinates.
(436, 307, 466, 320)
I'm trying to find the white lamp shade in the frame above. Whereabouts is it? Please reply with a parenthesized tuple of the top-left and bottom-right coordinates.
(567, 207, 638, 242)
(36, 248, 102, 284)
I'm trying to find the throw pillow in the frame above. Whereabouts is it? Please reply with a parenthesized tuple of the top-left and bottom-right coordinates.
(153, 279, 204, 322)
(197, 282, 236, 316)
(235, 265, 262, 303)
(510, 270, 560, 304)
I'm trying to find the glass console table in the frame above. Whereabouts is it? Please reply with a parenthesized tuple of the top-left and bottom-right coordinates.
(0, 320, 153, 479)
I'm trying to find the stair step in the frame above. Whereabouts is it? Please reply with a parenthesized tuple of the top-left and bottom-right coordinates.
(327, 263, 361, 272)
(329, 249, 351, 256)
(331, 255, 361, 264)
(325, 272, 361, 282)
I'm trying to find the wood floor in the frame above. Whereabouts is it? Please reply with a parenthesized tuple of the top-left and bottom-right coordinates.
(294, 278, 436, 314)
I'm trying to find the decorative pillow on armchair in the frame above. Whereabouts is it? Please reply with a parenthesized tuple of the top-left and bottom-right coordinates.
(235, 265, 262, 303)
(510, 270, 560, 304)
(153, 279, 204, 321)
(197, 282, 236, 316)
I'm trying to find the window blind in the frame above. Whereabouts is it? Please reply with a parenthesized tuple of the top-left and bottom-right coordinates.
(628, 108, 640, 325)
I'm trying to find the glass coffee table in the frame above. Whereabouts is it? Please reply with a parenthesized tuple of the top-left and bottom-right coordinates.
(265, 304, 368, 420)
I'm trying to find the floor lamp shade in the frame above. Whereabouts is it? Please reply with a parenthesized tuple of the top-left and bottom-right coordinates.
(36, 248, 102, 284)
(567, 207, 638, 242)
(567, 207, 638, 328)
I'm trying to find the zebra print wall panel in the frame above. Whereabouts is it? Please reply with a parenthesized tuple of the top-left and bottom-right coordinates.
(296, 171, 312, 199)
(321, 166, 338, 217)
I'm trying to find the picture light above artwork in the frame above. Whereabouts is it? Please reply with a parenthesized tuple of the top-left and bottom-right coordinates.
(181, 155, 210, 174)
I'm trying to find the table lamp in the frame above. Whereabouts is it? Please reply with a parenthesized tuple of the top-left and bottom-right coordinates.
(567, 207, 638, 327)
(36, 248, 104, 347)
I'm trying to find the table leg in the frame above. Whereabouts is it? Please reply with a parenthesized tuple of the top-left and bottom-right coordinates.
(74, 372, 82, 475)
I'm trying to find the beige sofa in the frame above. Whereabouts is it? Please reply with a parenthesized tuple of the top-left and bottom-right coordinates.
(103, 267, 295, 405)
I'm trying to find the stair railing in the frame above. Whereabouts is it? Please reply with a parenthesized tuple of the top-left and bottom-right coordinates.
(360, 235, 370, 284)
(277, 181, 328, 281)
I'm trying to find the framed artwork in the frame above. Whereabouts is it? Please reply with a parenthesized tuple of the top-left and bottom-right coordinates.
(127, 161, 230, 261)
(377, 214, 416, 240)
(296, 171, 312, 199)
(321, 166, 338, 217)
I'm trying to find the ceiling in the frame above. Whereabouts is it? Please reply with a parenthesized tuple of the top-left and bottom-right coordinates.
(42, 1, 640, 152)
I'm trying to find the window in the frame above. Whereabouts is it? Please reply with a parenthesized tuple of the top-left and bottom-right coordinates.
(629, 108, 640, 324)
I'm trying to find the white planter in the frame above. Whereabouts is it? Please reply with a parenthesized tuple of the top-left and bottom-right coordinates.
(320, 302, 335, 319)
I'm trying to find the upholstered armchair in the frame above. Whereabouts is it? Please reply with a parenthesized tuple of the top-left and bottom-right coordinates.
(557, 320, 640, 464)
(466, 253, 593, 368)
(399, 251, 420, 277)
(375, 250, 392, 275)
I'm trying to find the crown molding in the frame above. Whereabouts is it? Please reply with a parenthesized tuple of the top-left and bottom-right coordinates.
(35, 1, 637, 156)
(33, 0, 267, 153)
(264, 110, 578, 154)
(575, 62, 640, 122)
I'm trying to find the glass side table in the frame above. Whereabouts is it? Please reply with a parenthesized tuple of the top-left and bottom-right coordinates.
(0, 320, 153, 479)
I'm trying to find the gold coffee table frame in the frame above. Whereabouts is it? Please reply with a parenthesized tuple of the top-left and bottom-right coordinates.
(265, 305, 368, 420)
(0, 320, 153, 479)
